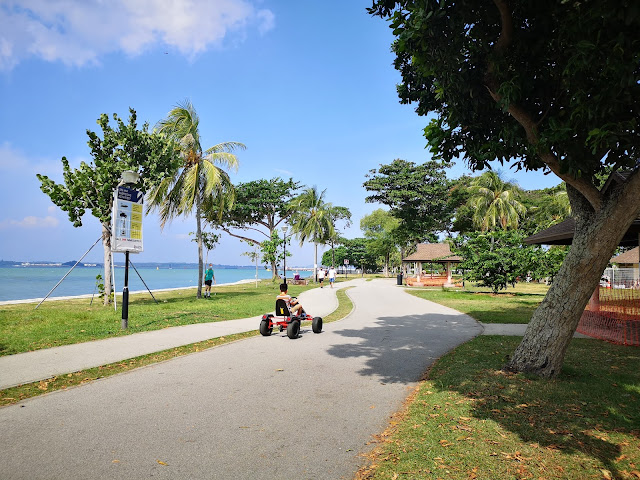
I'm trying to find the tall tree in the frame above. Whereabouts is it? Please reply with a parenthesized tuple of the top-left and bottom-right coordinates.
(454, 230, 536, 293)
(363, 159, 454, 245)
(289, 186, 334, 282)
(207, 177, 300, 279)
(37, 109, 179, 305)
(146, 100, 245, 298)
(325, 205, 352, 268)
(521, 185, 571, 235)
(369, 0, 640, 377)
(360, 209, 400, 276)
(468, 171, 526, 232)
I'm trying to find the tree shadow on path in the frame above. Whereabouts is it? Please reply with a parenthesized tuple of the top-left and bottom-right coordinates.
(326, 313, 481, 384)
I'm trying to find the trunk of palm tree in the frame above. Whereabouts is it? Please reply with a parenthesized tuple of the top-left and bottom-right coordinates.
(196, 194, 203, 299)
(101, 224, 112, 306)
(314, 242, 318, 282)
(331, 240, 335, 268)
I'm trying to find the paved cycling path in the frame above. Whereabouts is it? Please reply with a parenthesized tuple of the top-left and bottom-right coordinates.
(0, 282, 344, 390)
(0, 278, 482, 480)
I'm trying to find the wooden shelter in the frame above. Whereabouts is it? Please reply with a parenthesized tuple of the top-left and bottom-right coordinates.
(402, 243, 462, 287)
(611, 247, 640, 268)
(523, 202, 640, 345)
(524, 217, 640, 247)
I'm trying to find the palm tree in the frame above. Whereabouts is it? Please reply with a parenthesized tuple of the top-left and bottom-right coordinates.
(326, 205, 352, 268)
(289, 186, 334, 282)
(468, 171, 527, 231)
(146, 100, 245, 298)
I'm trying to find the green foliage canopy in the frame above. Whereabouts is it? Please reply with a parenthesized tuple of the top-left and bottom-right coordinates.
(38, 109, 179, 228)
(211, 177, 300, 236)
(369, 0, 639, 187)
(363, 159, 453, 243)
(453, 230, 534, 293)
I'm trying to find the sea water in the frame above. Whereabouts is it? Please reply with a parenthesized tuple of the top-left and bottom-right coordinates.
(0, 266, 276, 302)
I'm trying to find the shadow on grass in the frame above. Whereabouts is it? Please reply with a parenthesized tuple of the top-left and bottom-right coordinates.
(433, 337, 640, 479)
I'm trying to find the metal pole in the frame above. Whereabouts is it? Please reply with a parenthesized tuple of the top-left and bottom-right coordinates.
(283, 236, 287, 282)
(112, 257, 117, 311)
(35, 237, 101, 310)
(122, 251, 129, 329)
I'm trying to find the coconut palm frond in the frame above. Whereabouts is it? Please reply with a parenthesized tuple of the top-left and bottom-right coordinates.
(205, 151, 240, 172)
(205, 141, 247, 155)
(468, 171, 526, 232)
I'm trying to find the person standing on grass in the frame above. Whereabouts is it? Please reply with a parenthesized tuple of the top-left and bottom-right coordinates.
(318, 267, 325, 288)
(204, 263, 216, 298)
(328, 266, 336, 288)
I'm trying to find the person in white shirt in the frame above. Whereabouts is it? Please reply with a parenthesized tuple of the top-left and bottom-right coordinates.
(317, 267, 325, 288)
(328, 266, 336, 288)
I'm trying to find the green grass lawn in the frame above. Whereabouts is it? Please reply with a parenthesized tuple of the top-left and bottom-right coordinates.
(0, 280, 315, 356)
(359, 336, 640, 480)
(358, 283, 640, 480)
(406, 282, 549, 324)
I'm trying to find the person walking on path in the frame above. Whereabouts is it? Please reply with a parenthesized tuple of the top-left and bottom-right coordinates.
(204, 263, 216, 298)
(318, 267, 326, 288)
(328, 266, 336, 288)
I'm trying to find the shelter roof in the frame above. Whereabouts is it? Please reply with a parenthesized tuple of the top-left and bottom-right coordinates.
(524, 217, 640, 247)
(524, 170, 640, 247)
(402, 243, 463, 263)
(611, 246, 639, 265)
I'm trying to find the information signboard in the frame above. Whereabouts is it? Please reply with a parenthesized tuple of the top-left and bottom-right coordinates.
(343, 259, 349, 265)
(111, 186, 143, 253)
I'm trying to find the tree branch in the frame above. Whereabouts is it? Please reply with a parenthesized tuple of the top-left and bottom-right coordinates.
(219, 227, 269, 244)
(485, 1, 603, 211)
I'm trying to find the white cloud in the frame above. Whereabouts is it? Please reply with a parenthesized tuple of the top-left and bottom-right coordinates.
(0, 0, 275, 71)
(0, 141, 29, 171)
(0, 141, 63, 177)
(0, 215, 59, 229)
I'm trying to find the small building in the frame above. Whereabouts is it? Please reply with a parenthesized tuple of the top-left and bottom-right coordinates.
(523, 174, 640, 346)
(611, 247, 640, 268)
(402, 243, 462, 287)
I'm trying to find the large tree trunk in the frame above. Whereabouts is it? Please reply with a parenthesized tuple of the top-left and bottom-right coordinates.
(101, 224, 112, 306)
(507, 181, 640, 377)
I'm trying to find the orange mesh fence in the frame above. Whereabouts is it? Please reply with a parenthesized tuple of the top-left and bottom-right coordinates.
(578, 287, 640, 346)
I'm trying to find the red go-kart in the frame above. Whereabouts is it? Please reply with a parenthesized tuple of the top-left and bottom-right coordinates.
(260, 298, 323, 339)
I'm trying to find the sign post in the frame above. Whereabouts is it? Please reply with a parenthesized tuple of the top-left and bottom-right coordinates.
(112, 184, 143, 329)
(344, 258, 349, 280)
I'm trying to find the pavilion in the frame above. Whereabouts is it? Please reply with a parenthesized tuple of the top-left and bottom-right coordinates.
(402, 243, 462, 287)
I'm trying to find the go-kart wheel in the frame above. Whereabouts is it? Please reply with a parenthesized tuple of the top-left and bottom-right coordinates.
(259, 319, 272, 336)
(312, 316, 323, 333)
(287, 320, 300, 339)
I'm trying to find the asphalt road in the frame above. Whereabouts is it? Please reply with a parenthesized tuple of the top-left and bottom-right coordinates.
(0, 278, 482, 480)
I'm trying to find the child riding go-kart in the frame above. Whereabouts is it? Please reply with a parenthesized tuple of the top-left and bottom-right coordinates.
(260, 283, 323, 339)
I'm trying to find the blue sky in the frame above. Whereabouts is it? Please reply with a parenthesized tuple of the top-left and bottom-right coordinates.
(0, 0, 559, 267)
